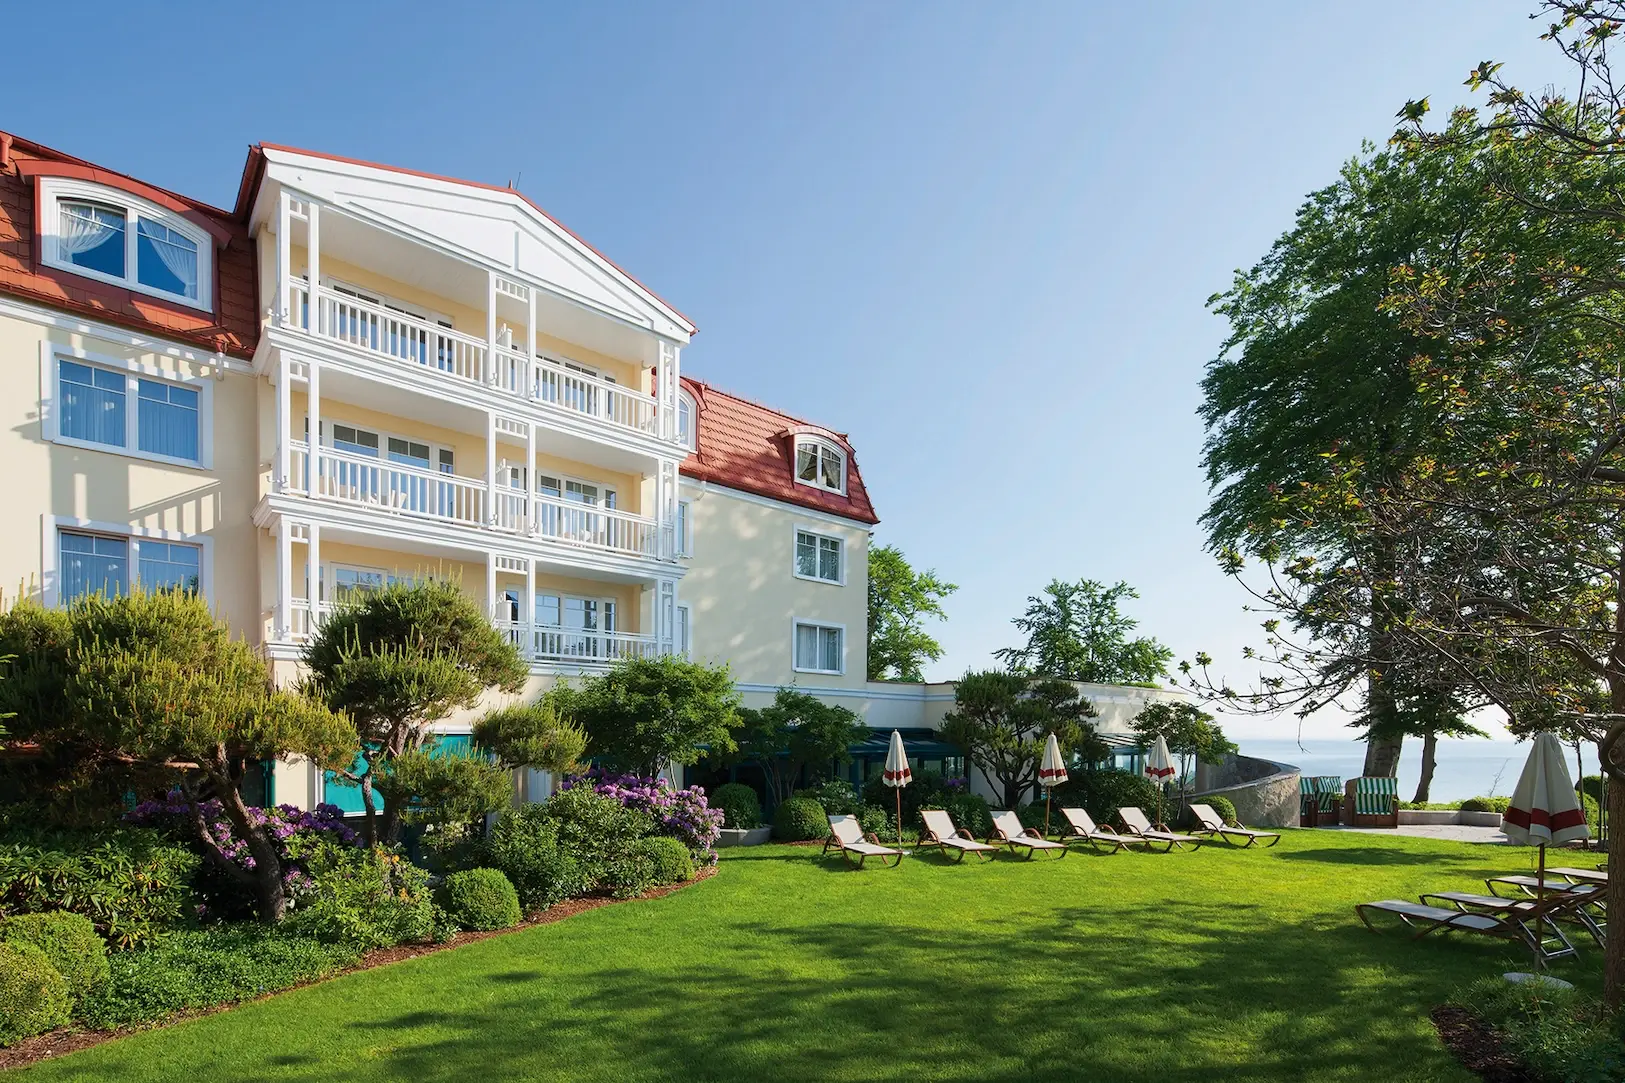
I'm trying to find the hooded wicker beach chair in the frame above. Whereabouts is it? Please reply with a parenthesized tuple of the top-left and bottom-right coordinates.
(1057, 807, 1133, 853)
(917, 809, 998, 862)
(987, 810, 1067, 860)
(1188, 803, 1281, 848)
(1115, 806, 1203, 852)
(1344, 777, 1400, 828)
(821, 814, 904, 869)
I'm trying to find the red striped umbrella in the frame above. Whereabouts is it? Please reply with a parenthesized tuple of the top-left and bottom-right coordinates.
(883, 730, 912, 847)
(1145, 735, 1176, 825)
(1039, 732, 1068, 837)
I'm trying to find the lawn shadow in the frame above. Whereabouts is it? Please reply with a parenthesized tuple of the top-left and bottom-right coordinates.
(1277, 846, 1448, 866)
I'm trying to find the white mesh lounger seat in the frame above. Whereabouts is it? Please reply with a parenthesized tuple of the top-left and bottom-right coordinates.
(1420, 886, 1605, 950)
(1486, 875, 1598, 898)
(821, 814, 904, 869)
(1057, 807, 1132, 853)
(1547, 867, 1608, 886)
(1356, 894, 1584, 962)
(1116, 807, 1203, 852)
(987, 810, 1067, 860)
(1188, 803, 1280, 848)
(917, 809, 998, 862)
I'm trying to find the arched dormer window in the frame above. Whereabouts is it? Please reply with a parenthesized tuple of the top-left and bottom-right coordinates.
(37, 177, 214, 310)
(677, 390, 697, 452)
(793, 435, 846, 495)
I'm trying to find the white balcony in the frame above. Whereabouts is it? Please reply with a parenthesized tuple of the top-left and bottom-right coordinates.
(287, 442, 667, 561)
(287, 282, 660, 441)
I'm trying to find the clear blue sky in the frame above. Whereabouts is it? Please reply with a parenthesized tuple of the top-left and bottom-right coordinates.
(8, 2, 1574, 736)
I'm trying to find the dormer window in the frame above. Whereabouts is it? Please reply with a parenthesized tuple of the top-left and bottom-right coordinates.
(794, 436, 845, 494)
(40, 179, 211, 310)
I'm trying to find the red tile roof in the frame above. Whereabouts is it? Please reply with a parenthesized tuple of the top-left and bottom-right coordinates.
(681, 377, 879, 524)
(0, 132, 258, 359)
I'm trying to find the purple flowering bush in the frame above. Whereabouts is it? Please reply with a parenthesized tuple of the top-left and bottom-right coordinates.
(126, 793, 362, 922)
(561, 770, 723, 866)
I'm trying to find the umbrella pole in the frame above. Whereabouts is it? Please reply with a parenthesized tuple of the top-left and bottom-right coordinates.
(1535, 841, 1546, 974)
(896, 788, 903, 849)
(1045, 790, 1052, 839)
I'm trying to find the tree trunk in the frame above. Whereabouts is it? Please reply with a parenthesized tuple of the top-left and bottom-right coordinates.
(214, 770, 287, 924)
(1364, 545, 1403, 780)
(1411, 731, 1438, 804)
(359, 769, 380, 847)
(1607, 755, 1624, 1011)
(1363, 734, 1403, 778)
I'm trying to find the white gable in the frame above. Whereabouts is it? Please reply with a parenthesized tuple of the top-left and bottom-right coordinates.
(255, 148, 693, 342)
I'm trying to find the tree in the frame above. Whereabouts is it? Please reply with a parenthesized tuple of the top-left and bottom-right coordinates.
(730, 688, 868, 805)
(54, 590, 354, 922)
(301, 580, 528, 845)
(938, 670, 1104, 809)
(1129, 702, 1237, 800)
(472, 701, 588, 773)
(867, 545, 957, 681)
(994, 580, 1172, 685)
(544, 655, 742, 777)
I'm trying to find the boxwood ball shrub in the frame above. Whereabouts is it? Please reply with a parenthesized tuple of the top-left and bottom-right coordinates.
(0, 941, 71, 1046)
(1459, 796, 1512, 814)
(1187, 794, 1237, 827)
(439, 868, 522, 931)
(710, 783, 763, 830)
(0, 911, 108, 1003)
(773, 796, 828, 841)
(642, 836, 695, 885)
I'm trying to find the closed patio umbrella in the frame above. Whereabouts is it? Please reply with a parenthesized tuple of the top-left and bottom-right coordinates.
(883, 729, 912, 848)
(1038, 732, 1069, 838)
(1503, 732, 1590, 976)
(1145, 735, 1176, 826)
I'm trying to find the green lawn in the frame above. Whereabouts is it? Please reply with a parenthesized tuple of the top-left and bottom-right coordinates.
(10, 829, 1601, 1082)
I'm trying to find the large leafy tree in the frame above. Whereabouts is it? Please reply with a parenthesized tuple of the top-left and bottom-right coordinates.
(301, 579, 528, 845)
(545, 655, 742, 777)
(729, 688, 868, 805)
(867, 545, 957, 681)
(994, 579, 1171, 685)
(938, 671, 1105, 809)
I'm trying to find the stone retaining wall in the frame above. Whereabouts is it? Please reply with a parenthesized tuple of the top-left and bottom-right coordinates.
(1188, 754, 1301, 828)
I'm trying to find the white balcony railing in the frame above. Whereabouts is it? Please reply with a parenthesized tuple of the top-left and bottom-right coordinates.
(496, 620, 659, 665)
(286, 443, 666, 561)
(287, 283, 661, 439)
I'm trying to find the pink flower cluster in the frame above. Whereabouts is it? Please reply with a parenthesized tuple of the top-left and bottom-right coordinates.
(562, 770, 724, 865)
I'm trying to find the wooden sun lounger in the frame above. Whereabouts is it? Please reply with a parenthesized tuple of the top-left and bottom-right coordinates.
(917, 809, 998, 862)
(1188, 803, 1281, 848)
(821, 814, 904, 869)
(1421, 887, 1605, 950)
(1116, 806, 1203, 852)
(987, 810, 1067, 860)
(1355, 893, 1584, 962)
(1057, 807, 1132, 853)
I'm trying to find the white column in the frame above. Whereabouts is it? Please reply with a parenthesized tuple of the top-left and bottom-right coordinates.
(658, 578, 676, 655)
(486, 410, 498, 526)
(275, 190, 291, 325)
(657, 458, 678, 560)
(524, 559, 535, 658)
(486, 271, 499, 386)
(525, 421, 536, 534)
(275, 353, 290, 492)
(307, 523, 322, 627)
(307, 359, 321, 498)
(276, 519, 293, 641)
(306, 201, 321, 332)
(485, 554, 498, 621)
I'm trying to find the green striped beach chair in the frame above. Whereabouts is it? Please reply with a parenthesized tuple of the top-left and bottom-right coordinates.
(1299, 776, 1342, 826)
(1345, 777, 1399, 827)
(1299, 776, 1317, 824)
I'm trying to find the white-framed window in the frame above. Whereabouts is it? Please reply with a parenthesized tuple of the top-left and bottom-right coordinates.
(793, 619, 844, 675)
(676, 603, 691, 659)
(794, 437, 846, 494)
(45, 346, 210, 468)
(677, 499, 692, 557)
(677, 391, 697, 451)
(38, 177, 213, 310)
(794, 528, 842, 584)
(45, 517, 211, 607)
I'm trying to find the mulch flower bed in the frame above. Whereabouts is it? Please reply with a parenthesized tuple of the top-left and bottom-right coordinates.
(1432, 1005, 1536, 1083)
(0, 866, 717, 1071)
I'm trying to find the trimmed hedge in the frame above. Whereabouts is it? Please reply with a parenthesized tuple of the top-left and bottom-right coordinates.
(773, 797, 828, 841)
(1186, 795, 1237, 827)
(0, 911, 108, 1002)
(0, 941, 71, 1046)
(641, 836, 695, 885)
(439, 868, 521, 932)
(1460, 796, 1511, 814)
(710, 783, 763, 830)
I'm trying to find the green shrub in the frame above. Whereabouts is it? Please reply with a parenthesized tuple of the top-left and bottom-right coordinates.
(1459, 796, 1512, 814)
(1583, 792, 1601, 830)
(1578, 774, 1604, 804)
(710, 783, 763, 829)
(0, 825, 198, 948)
(773, 796, 828, 841)
(283, 839, 435, 950)
(545, 785, 657, 899)
(864, 769, 958, 828)
(78, 927, 357, 1030)
(0, 911, 107, 1002)
(439, 868, 521, 931)
(0, 941, 71, 1046)
(926, 794, 994, 840)
(795, 779, 862, 815)
(641, 836, 695, 885)
(1460, 976, 1625, 1083)
(1043, 769, 1162, 825)
(857, 803, 893, 839)
(483, 806, 586, 913)
(1185, 794, 1237, 826)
